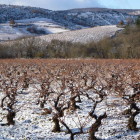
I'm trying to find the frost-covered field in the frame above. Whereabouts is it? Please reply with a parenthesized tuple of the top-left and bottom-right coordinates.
(0, 18, 69, 41)
(0, 59, 140, 140)
(40, 25, 123, 43)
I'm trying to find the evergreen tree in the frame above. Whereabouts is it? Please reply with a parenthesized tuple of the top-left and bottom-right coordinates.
(135, 16, 140, 26)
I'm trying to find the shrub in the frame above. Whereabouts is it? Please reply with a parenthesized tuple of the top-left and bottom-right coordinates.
(30, 10, 47, 15)
(26, 26, 46, 34)
(126, 17, 133, 25)
(119, 20, 124, 25)
(10, 20, 15, 25)
(135, 16, 140, 26)
(36, 51, 44, 58)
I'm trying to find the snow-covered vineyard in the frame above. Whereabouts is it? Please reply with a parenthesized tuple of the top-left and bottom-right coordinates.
(0, 59, 140, 140)
(40, 25, 123, 43)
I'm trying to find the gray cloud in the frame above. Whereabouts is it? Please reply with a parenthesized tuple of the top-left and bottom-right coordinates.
(0, 0, 104, 10)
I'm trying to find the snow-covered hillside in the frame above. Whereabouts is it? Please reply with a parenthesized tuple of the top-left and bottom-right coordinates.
(66, 10, 137, 27)
(40, 25, 123, 43)
(0, 4, 139, 29)
(0, 4, 51, 23)
(0, 4, 139, 41)
(2, 25, 123, 44)
(0, 18, 69, 40)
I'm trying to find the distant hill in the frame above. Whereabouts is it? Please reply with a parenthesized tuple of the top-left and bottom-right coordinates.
(0, 5, 139, 41)
(0, 5, 139, 28)
(65, 7, 140, 15)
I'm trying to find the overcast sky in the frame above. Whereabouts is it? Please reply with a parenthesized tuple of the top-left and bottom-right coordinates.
(0, 0, 139, 10)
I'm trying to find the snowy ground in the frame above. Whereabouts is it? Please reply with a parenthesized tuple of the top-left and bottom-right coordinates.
(0, 18, 69, 41)
(0, 59, 140, 140)
(0, 81, 139, 140)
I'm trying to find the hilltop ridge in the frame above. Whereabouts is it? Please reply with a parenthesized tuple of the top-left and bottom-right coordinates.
(0, 4, 139, 28)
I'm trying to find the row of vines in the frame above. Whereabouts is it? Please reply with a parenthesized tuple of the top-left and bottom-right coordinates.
(0, 59, 140, 140)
